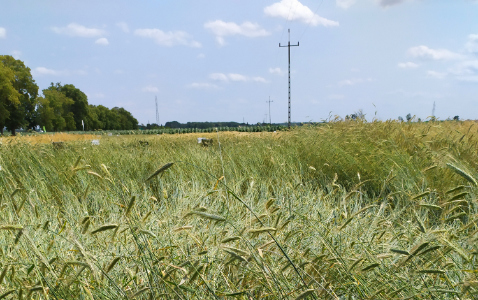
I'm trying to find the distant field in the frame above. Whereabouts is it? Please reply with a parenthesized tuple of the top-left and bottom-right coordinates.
(0, 120, 477, 299)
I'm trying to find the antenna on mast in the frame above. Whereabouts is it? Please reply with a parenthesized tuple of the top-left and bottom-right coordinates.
(155, 96, 160, 125)
(432, 101, 436, 120)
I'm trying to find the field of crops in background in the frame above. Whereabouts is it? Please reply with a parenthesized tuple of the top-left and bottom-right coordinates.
(0, 120, 477, 299)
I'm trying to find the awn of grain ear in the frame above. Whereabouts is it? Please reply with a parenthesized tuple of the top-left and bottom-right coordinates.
(125, 196, 136, 216)
(0, 266, 7, 284)
(11, 188, 22, 198)
(73, 156, 82, 168)
(132, 287, 150, 299)
(14, 229, 23, 244)
(81, 219, 90, 234)
(445, 212, 467, 223)
(411, 191, 430, 200)
(222, 246, 249, 256)
(90, 224, 118, 234)
(410, 242, 430, 256)
(106, 256, 121, 273)
(265, 198, 275, 210)
(446, 185, 465, 194)
(249, 227, 276, 234)
(145, 162, 174, 182)
(142, 211, 152, 222)
(446, 163, 477, 186)
(0, 290, 16, 299)
(258, 240, 275, 250)
(186, 211, 226, 221)
(295, 289, 315, 300)
(0, 225, 23, 231)
(87, 171, 103, 179)
(173, 225, 193, 232)
(391, 249, 410, 256)
(139, 229, 157, 238)
(361, 263, 379, 271)
(348, 258, 364, 271)
(221, 236, 241, 243)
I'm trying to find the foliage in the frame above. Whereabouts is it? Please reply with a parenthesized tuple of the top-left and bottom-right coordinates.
(36, 89, 76, 131)
(0, 55, 39, 135)
(0, 120, 478, 299)
(165, 121, 248, 129)
(0, 61, 20, 135)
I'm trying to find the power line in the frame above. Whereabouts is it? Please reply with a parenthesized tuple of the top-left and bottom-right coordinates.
(279, 29, 299, 129)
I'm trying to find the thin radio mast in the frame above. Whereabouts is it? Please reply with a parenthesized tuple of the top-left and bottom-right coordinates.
(266, 96, 274, 125)
(279, 29, 299, 129)
(155, 96, 160, 125)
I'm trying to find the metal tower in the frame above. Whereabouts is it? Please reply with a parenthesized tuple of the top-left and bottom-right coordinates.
(155, 96, 160, 125)
(280, 29, 299, 129)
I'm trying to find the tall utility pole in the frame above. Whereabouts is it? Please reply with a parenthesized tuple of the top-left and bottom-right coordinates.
(266, 96, 274, 125)
(432, 101, 436, 119)
(155, 96, 160, 125)
(280, 29, 299, 129)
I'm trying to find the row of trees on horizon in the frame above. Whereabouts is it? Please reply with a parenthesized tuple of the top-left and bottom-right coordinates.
(0, 55, 138, 136)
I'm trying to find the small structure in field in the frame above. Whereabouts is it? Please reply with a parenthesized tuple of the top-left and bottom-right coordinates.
(52, 141, 65, 149)
(197, 138, 213, 147)
(91, 139, 100, 146)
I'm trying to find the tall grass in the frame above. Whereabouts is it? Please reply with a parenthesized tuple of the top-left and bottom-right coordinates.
(0, 120, 477, 299)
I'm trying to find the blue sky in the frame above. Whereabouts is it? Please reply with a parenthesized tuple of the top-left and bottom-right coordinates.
(1, 0, 477, 125)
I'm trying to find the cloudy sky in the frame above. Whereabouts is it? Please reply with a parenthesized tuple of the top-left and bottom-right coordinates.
(1, 0, 477, 124)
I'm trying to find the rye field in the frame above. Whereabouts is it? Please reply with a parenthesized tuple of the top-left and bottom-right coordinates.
(0, 120, 478, 299)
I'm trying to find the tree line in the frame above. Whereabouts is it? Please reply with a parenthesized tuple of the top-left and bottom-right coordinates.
(164, 121, 249, 129)
(0, 55, 138, 135)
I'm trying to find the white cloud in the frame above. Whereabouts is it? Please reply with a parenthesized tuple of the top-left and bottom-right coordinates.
(337, 0, 357, 9)
(95, 38, 109, 45)
(33, 67, 61, 76)
(376, 0, 407, 7)
(187, 82, 219, 89)
(408, 45, 463, 60)
(465, 34, 478, 54)
(0, 27, 6, 39)
(228, 73, 248, 82)
(427, 71, 447, 79)
(449, 60, 478, 76)
(209, 73, 268, 83)
(142, 85, 159, 93)
(398, 62, 419, 69)
(338, 78, 373, 86)
(209, 73, 229, 81)
(204, 20, 269, 45)
(134, 28, 201, 47)
(264, 0, 339, 27)
(11, 50, 21, 59)
(252, 76, 268, 83)
(32, 67, 87, 76)
(51, 23, 106, 38)
(269, 67, 284, 75)
(116, 22, 130, 33)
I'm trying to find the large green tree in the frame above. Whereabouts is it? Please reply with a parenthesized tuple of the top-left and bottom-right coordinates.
(36, 89, 75, 132)
(59, 84, 88, 130)
(0, 62, 21, 135)
(0, 55, 38, 135)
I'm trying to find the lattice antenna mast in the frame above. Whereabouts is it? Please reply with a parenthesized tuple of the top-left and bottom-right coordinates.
(266, 96, 274, 125)
(155, 96, 160, 125)
(279, 29, 299, 129)
(432, 101, 436, 119)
